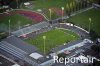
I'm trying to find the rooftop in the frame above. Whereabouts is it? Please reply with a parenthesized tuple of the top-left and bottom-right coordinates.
(29, 52, 43, 60)
(3, 35, 38, 54)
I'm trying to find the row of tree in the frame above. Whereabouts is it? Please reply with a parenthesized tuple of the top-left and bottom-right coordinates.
(65, 0, 94, 15)
(0, 0, 35, 8)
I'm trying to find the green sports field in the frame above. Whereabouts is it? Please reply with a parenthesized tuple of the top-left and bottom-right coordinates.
(25, 28, 79, 54)
(68, 8, 100, 36)
(0, 14, 33, 31)
(21, 0, 75, 19)
(22, 0, 74, 10)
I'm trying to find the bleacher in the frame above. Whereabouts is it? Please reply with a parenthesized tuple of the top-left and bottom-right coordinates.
(4, 36, 38, 54)
(0, 41, 26, 60)
(0, 41, 40, 66)
(12, 22, 50, 37)
(24, 57, 40, 66)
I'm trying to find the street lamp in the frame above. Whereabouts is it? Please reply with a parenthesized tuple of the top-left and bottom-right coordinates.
(43, 36, 46, 55)
(9, 20, 11, 35)
(49, 9, 52, 20)
(89, 18, 92, 33)
(61, 7, 64, 22)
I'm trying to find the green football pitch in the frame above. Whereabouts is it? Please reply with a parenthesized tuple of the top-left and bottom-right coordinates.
(0, 14, 33, 31)
(68, 8, 100, 36)
(25, 28, 79, 54)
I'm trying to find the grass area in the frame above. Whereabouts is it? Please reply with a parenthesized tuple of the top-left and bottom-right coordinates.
(0, 31, 8, 41)
(25, 28, 79, 53)
(68, 8, 100, 36)
(21, 0, 75, 19)
(0, 14, 33, 31)
(22, 0, 74, 10)
(33, 0, 74, 9)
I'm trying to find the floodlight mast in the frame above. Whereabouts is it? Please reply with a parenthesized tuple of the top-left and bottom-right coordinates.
(61, 7, 64, 22)
(89, 18, 92, 33)
(43, 36, 46, 55)
(49, 9, 52, 20)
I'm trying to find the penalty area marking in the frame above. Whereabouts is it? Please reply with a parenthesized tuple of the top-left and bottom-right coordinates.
(55, 28, 76, 38)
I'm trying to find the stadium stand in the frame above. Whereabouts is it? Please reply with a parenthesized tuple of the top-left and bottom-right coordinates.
(12, 22, 50, 37)
(0, 36, 40, 66)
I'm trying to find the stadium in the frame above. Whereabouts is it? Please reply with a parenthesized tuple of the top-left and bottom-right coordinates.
(0, 0, 100, 66)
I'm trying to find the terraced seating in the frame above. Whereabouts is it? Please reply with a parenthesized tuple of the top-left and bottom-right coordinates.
(0, 41, 40, 66)
(0, 41, 26, 59)
(12, 22, 50, 37)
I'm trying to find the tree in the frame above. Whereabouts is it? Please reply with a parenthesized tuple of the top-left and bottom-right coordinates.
(69, 2, 73, 13)
(72, 1, 76, 12)
(66, 3, 70, 16)
(93, 60, 100, 66)
(0, 31, 8, 41)
(91, 45, 100, 53)
(89, 29, 99, 40)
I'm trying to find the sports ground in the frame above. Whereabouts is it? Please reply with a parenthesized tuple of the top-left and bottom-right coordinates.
(25, 28, 79, 53)
(0, 10, 45, 31)
(68, 8, 100, 36)
(24, 7, 100, 53)
(0, 0, 100, 54)
(21, 0, 75, 19)
(22, 0, 74, 10)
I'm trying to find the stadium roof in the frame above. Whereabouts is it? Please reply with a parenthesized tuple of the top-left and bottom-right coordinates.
(12, 22, 49, 37)
(12, 64, 20, 66)
(4, 35, 38, 54)
(51, 39, 93, 54)
(51, 39, 83, 53)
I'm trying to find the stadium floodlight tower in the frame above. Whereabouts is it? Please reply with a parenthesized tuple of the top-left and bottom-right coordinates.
(89, 18, 92, 33)
(61, 7, 64, 22)
(43, 36, 46, 55)
(49, 9, 52, 20)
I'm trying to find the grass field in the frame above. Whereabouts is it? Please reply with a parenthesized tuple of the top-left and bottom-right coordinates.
(0, 9, 45, 31)
(0, 14, 33, 31)
(68, 8, 100, 36)
(21, 0, 75, 19)
(22, 0, 74, 10)
(25, 28, 79, 53)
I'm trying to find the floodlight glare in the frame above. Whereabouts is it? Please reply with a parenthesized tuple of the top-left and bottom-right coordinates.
(61, 7, 64, 10)
(43, 36, 46, 39)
